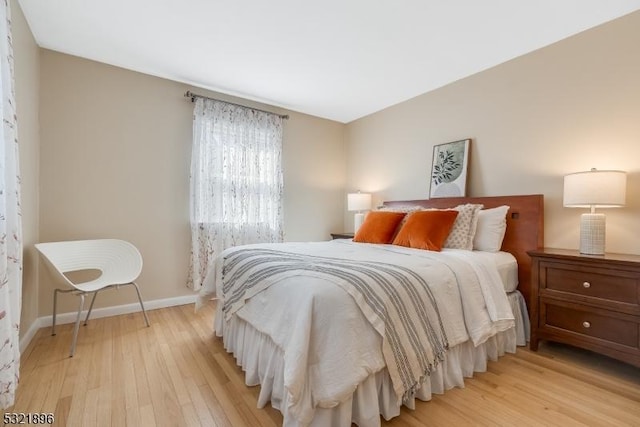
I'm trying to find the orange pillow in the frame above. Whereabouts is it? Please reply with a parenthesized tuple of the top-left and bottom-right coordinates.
(392, 210, 459, 251)
(353, 211, 407, 244)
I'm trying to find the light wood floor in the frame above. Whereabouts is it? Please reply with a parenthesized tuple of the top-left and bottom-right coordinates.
(5, 301, 640, 426)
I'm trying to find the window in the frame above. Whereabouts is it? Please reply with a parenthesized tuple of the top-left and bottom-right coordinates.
(187, 97, 284, 290)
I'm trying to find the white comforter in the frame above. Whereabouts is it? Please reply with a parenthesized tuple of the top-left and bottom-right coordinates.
(198, 240, 515, 426)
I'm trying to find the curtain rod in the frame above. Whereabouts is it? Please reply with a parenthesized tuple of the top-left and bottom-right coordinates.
(184, 91, 289, 120)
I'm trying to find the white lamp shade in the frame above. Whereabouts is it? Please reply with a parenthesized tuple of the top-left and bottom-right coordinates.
(563, 169, 626, 208)
(347, 193, 372, 211)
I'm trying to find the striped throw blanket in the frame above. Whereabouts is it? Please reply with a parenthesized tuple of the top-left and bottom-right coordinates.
(221, 247, 449, 401)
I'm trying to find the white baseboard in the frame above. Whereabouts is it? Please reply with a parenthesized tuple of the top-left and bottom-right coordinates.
(19, 319, 42, 355)
(19, 293, 198, 354)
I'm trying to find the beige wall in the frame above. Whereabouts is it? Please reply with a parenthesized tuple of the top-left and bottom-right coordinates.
(345, 11, 640, 255)
(283, 113, 346, 240)
(12, 0, 40, 339)
(38, 51, 345, 315)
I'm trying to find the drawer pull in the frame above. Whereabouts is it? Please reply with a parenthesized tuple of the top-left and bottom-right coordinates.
(582, 281, 591, 289)
(582, 321, 591, 328)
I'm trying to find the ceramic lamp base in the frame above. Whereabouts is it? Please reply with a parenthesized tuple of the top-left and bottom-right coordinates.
(580, 213, 606, 255)
(354, 213, 365, 233)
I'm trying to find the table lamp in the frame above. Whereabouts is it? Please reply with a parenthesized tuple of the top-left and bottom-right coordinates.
(347, 192, 372, 233)
(563, 168, 626, 255)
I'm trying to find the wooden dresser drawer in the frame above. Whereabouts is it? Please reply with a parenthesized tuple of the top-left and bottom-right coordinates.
(542, 262, 640, 307)
(542, 302, 639, 349)
(529, 249, 640, 368)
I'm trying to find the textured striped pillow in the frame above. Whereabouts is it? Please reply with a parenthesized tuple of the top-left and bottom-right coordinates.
(442, 203, 484, 250)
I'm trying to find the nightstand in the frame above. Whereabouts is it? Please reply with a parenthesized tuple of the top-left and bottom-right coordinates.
(528, 248, 640, 367)
(330, 232, 354, 240)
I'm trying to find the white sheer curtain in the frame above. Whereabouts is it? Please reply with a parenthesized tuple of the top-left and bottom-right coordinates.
(0, 0, 22, 410)
(188, 97, 284, 290)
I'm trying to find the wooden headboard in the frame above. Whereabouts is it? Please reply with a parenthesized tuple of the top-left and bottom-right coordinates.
(384, 194, 544, 309)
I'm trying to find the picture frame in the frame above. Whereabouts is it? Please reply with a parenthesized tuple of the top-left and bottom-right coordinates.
(429, 138, 471, 198)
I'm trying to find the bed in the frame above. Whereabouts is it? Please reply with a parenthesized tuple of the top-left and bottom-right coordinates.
(197, 194, 544, 427)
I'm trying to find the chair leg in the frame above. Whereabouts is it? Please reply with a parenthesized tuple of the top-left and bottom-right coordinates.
(84, 291, 99, 326)
(52, 288, 60, 336)
(131, 282, 150, 327)
(70, 293, 85, 357)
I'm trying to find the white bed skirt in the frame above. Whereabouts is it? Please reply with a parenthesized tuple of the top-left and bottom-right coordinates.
(508, 289, 530, 346)
(215, 290, 530, 427)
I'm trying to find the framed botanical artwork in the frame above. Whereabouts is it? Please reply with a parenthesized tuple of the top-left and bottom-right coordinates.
(429, 138, 471, 198)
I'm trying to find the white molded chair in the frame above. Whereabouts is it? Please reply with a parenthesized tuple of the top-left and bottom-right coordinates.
(35, 239, 150, 357)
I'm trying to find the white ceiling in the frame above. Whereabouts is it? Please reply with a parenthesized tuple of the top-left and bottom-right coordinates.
(17, 0, 640, 123)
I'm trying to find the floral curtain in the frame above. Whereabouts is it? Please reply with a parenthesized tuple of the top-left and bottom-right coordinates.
(187, 97, 283, 290)
(0, 0, 22, 410)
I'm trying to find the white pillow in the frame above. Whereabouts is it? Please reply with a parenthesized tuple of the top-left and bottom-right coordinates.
(377, 205, 422, 214)
(473, 205, 510, 252)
